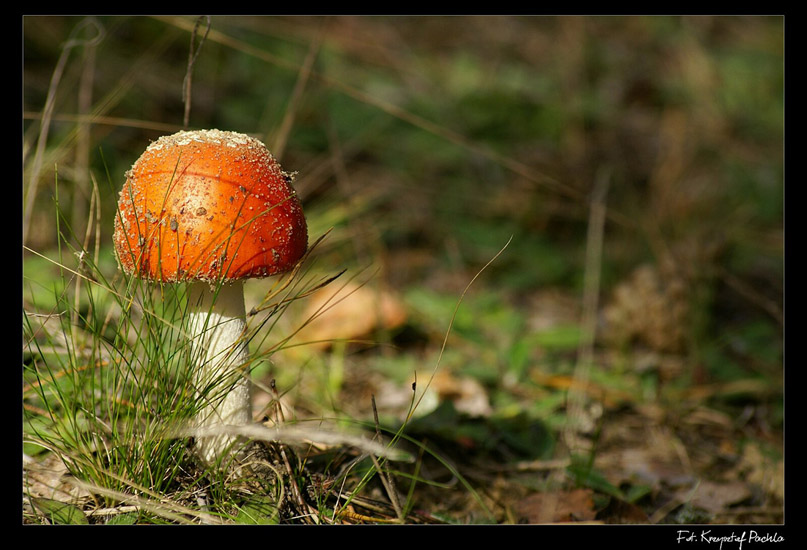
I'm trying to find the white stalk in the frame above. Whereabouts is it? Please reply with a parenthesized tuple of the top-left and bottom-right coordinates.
(186, 280, 253, 465)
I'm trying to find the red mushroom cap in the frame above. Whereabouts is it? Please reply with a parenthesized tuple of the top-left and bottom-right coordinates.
(113, 129, 308, 283)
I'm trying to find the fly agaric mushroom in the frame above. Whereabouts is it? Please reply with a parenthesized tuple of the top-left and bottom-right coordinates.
(113, 129, 307, 465)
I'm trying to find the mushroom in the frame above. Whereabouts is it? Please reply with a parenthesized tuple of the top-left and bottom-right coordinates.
(113, 129, 307, 465)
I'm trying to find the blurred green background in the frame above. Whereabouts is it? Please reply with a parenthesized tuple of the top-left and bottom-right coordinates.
(23, 15, 784, 523)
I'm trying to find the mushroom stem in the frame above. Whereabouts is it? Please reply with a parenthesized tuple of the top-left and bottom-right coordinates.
(186, 280, 253, 465)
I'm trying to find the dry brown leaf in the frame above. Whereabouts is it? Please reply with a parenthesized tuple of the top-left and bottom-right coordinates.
(730, 443, 784, 502)
(515, 489, 597, 524)
(425, 369, 492, 417)
(290, 280, 407, 352)
(596, 432, 693, 489)
(598, 498, 650, 524)
(677, 480, 752, 514)
(23, 453, 92, 506)
(374, 368, 492, 419)
(530, 371, 636, 408)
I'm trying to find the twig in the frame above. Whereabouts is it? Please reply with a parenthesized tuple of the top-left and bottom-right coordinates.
(270, 379, 285, 423)
(564, 168, 610, 454)
(486, 457, 572, 473)
(68, 478, 214, 524)
(271, 23, 323, 160)
(265, 379, 316, 524)
(407, 236, 513, 422)
(24, 17, 104, 245)
(178, 423, 410, 462)
(86, 505, 140, 518)
(371, 396, 403, 522)
(715, 264, 783, 327)
(72, 23, 99, 241)
(182, 16, 211, 128)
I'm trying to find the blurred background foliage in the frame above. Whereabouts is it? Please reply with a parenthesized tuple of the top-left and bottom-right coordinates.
(23, 16, 783, 523)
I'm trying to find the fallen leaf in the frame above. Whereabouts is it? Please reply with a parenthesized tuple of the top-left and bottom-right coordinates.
(427, 369, 493, 417)
(515, 489, 597, 524)
(729, 442, 784, 502)
(598, 497, 650, 524)
(290, 280, 407, 352)
(676, 480, 752, 514)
